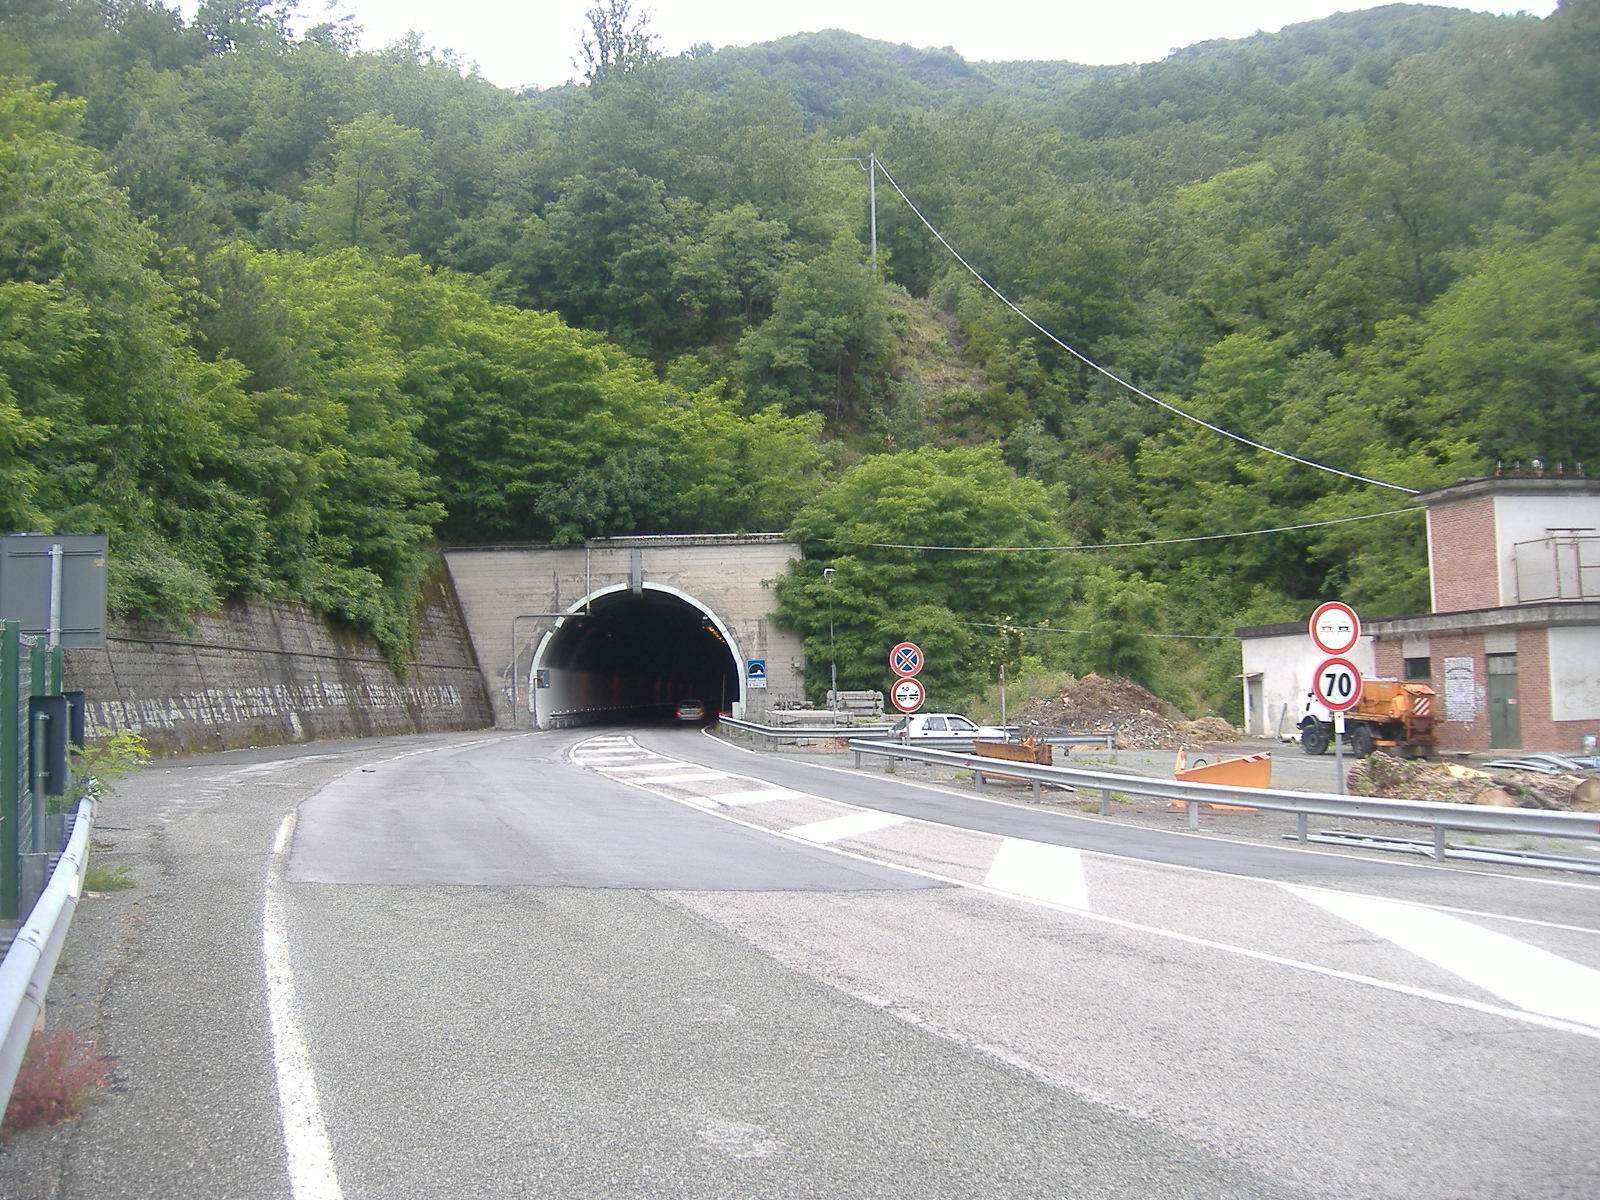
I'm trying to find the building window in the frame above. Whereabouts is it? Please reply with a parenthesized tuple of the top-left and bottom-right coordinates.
(1403, 656, 1431, 682)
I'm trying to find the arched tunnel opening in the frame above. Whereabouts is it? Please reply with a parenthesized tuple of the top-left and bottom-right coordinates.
(531, 584, 743, 728)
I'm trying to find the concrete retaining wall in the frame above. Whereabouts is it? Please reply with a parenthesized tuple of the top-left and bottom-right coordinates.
(61, 576, 492, 757)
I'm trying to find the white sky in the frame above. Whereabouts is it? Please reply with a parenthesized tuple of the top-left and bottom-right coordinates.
(289, 0, 1559, 93)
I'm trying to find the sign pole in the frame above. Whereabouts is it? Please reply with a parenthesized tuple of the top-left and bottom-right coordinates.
(1334, 710, 1345, 796)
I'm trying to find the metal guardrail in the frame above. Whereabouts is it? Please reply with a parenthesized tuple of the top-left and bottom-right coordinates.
(843, 739, 1600, 861)
(721, 717, 1118, 760)
(719, 715, 893, 743)
(0, 786, 95, 1113)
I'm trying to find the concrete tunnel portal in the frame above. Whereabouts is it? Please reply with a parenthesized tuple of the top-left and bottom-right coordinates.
(530, 583, 744, 727)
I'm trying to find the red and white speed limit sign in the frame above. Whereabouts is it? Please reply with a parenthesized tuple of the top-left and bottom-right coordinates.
(1313, 657, 1363, 712)
(890, 677, 925, 713)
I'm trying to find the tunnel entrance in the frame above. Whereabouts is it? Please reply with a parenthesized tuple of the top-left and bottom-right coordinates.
(530, 583, 743, 728)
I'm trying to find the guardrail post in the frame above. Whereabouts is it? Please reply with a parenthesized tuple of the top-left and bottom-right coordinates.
(1100, 788, 1111, 816)
(1186, 799, 1200, 830)
(1433, 825, 1448, 860)
(1296, 812, 1309, 843)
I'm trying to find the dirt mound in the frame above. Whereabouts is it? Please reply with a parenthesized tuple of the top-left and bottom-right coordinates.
(1011, 673, 1225, 750)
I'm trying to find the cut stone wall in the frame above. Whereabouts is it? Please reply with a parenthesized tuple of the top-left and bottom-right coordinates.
(61, 576, 492, 757)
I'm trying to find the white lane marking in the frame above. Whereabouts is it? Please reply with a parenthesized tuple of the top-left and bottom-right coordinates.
(632, 771, 730, 785)
(983, 839, 1091, 910)
(790, 810, 909, 844)
(709, 787, 808, 806)
(604, 760, 697, 773)
(598, 739, 1600, 1039)
(264, 813, 344, 1200)
(1284, 884, 1600, 1029)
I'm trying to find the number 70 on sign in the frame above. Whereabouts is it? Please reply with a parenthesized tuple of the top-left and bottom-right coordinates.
(1313, 656, 1363, 712)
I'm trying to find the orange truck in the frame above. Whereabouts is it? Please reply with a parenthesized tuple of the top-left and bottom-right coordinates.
(1298, 679, 1436, 758)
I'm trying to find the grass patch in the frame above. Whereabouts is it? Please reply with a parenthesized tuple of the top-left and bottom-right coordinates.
(83, 862, 136, 892)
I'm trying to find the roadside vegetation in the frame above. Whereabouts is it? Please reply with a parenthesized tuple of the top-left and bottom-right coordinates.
(1, 0, 1594, 716)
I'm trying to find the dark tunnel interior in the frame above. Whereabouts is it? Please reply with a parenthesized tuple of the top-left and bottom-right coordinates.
(536, 588, 741, 724)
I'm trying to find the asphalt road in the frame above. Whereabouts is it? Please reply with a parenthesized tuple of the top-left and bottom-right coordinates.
(4, 726, 1599, 1199)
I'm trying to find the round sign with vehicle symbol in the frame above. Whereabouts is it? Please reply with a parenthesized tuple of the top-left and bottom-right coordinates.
(1309, 601, 1361, 656)
(891, 676, 925, 713)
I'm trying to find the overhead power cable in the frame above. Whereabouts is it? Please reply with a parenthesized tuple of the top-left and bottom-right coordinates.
(870, 158, 1419, 496)
(964, 620, 1235, 642)
(825, 504, 1415, 553)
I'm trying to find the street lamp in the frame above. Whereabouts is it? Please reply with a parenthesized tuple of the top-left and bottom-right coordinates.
(823, 567, 837, 707)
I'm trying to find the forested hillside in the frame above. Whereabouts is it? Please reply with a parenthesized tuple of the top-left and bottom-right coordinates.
(0, 0, 1594, 715)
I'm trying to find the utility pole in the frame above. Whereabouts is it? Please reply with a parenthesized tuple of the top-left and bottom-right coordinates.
(823, 567, 837, 706)
(820, 154, 878, 271)
(867, 152, 877, 270)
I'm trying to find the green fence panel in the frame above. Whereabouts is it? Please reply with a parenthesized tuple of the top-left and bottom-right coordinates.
(1, 622, 18, 919)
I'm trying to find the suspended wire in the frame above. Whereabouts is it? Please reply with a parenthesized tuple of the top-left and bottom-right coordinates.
(824, 504, 1416, 553)
(869, 157, 1419, 496)
(964, 620, 1236, 642)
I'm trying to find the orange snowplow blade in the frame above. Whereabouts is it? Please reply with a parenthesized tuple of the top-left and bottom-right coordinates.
(1170, 747, 1270, 810)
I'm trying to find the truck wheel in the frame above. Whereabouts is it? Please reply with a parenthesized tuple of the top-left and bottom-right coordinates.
(1349, 724, 1376, 757)
(1300, 724, 1330, 756)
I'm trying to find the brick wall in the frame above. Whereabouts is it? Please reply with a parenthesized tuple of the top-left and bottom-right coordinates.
(1380, 629, 1586, 753)
(1515, 631, 1561, 751)
(61, 575, 492, 757)
(1427, 497, 1500, 612)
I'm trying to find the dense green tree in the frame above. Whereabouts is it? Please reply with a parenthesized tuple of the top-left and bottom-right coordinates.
(736, 241, 896, 422)
(775, 445, 1078, 703)
(301, 112, 430, 252)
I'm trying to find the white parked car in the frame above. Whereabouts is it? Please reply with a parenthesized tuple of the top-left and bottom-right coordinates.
(888, 712, 1007, 741)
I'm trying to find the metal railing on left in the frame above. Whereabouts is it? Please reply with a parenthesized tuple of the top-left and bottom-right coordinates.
(0, 786, 94, 1110)
(0, 618, 87, 1117)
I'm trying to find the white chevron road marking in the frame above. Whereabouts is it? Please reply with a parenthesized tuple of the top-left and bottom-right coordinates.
(983, 838, 1091, 910)
(790, 810, 910, 844)
(1285, 884, 1600, 1029)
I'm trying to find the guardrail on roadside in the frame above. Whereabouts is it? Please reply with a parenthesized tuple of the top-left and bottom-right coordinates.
(842, 738, 1600, 861)
(0, 786, 95, 1114)
(719, 715, 893, 744)
(719, 717, 1117, 755)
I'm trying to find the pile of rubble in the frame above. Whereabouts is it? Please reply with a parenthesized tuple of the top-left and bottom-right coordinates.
(1352, 753, 1600, 812)
(1010, 673, 1241, 750)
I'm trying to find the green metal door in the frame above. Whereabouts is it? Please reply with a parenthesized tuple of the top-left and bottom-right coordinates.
(1487, 653, 1520, 749)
